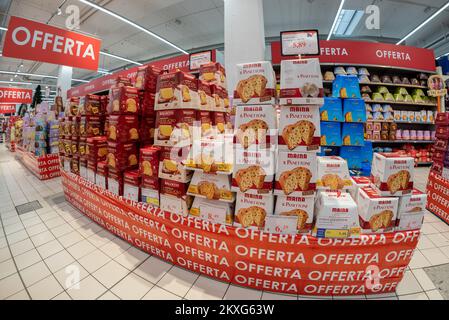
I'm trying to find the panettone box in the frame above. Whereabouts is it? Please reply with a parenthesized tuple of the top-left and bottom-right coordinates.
(123, 170, 141, 202)
(134, 65, 161, 92)
(357, 187, 398, 234)
(87, 136, 108, 163)
(141, 176, 160, 207)
(210, 84, 225, 111)
(141, 91, 156, 117)
(197, 110, 215, 138)
(160, 180, 192, 217)
(348, 176, 371, 202)
(87, 160, 96, 183)
(199, 62, 227, 89)
(185, 138, 233, 174)
(106, 141, 138, 172)
(197, 80, 214, 111)
(107, 86, 140, 115)
(159, 146, 192, 183)
(155, 71, 199, 110)
(187, 171, 234, 202)
(232, 148, 275, 194)
(96, 161, 108, 189)
(279, 58, 324, 105)
(81, 116, 103, 138)
(212, 112, 227, 135)
(316, 156, 353, 190)
(139, 146, 160, 179)
(107, 115, 139, 143)
(108, 167, 124, 196)
(371, 153, 414, 196)
(160, 179, 188, 199)
(396, 189, 427, 231)
(234, 192, 274, 229)
(274, 151, 317, 196)
(234, 61, 276, 105)
(274, 195, 314, 234)
(80, 94, 101, 116)
(278, 105, 321, 152)
(234, 105, 277, 150)
(190, 197, 234, 226)
(80, 158, 88, 179)
(140, 116, 155, 145)
(154, 109, 196, 147)
(313, 192, 361, 239)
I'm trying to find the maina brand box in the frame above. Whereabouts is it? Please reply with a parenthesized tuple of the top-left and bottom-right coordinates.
(274, 151, 317, 196)
(371, 153, 414, 196)
(320, 97, 343, 122)
(107, 86, 140, 115)
(234, 192, 274, 229)
(234, 61, 276, 105)
(274, 195, 314, 234)
(155, 71, 199, 110)
(348, 176, 371, 202)
(280, 58, 324, 105)
(398, 189, 427, 214)
(316, 156, 353, 190)
(190, 197, 234, 226)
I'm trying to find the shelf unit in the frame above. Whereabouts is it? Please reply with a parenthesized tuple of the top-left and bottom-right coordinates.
(364, 100, 436, 107)
(368, 140, 434, 144)
(323, 80, 428, 90)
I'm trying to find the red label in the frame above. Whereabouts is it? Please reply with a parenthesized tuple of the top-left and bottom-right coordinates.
(0, 104, 17, 113)
(3, 16, 101, 71)
(426, 172, 449, 225)
(0, 88, 32, 104)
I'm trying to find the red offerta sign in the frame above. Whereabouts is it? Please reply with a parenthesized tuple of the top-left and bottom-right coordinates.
(3, 16, 101, 71)
(0, 104, 16, 114)
(0, 87, 32, 104)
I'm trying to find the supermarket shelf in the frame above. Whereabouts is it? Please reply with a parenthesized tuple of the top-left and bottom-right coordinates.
(394, 121, 435, 125)
(369, 140, 434, 144)
(323, 81, 427, 90)
(364, 100, 437, 107)
(416, 162, 433, 166)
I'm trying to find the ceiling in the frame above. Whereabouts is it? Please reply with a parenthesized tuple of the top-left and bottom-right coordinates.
(0, 0, 448, 92)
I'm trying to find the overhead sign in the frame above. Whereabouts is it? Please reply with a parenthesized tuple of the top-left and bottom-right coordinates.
(189, 50, 213, 71)
(0, 87, 33, 104)
(427, 75, 447, 97)
(3, 16, 101, 71)
(0, 104, 16, 114)
(271, 40, 436, 72)
(280, 30, 320, 56)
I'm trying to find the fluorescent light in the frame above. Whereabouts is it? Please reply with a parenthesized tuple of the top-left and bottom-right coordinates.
(79, 0, 189, 55)
(327, 0, 346, 40)
(0, 70, 88, 83)
(437, 52, 449, 59)
(0, 26, 6, 31)
(334, 9, 364, 36)
(0, 80, 33, 86)
(100, 51, 143, 66)
(397, 1, 449, 45)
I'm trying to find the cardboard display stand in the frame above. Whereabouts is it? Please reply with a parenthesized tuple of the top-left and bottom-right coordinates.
(62, 170, 420, 296)
(16, 147, 61, 180)
(426, 172, 449, 225)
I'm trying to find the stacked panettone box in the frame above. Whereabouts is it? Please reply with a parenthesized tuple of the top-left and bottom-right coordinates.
(431, 113, 449, 179)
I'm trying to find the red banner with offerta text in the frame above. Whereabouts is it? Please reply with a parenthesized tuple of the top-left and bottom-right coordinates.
(0, 87, 32, 104)
(16, 148, 61, 180)
(426, 172, 449, 225)
(61, 171, 420, 296)
(0, 104, 16, 114)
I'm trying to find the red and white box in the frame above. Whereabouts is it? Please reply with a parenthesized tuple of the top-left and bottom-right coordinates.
(185, 138, 234, 174)
(154, 109, 196, 147)
(108, 167, 124, 196)
(212, 112, 227, 135)
(159, 146, 192, 183)
(187, 171, 234, 202)
(139, 116, 155, 145)
(139, 146, 160, 179)
(274, 195, 314, 234)
(396, 189, 427, 231)
(123, 170, 141, 202)
(234, 61, 276, 105)
(278, 105, 321, 152)
(357, 187, 398, 234)
(87, 160, 96, 183)
(197, 110, 215, 138)
(87, 136, 108, 163)
(371, 153, 414, 196)
(190, 197, 234, 226)
(197, 80, 214, 111)
(279, 58, 324, 105)
(155, 71, 199, 110)
(349, 176, 371, 202)
(316, 156, 353, 190)
(107, 86, 140, 115)
(274, 151, 317, 196)
(234, 192, 274, 229)
(141, 91, 156, 117)
(160, 179, 192, 217)
(106, 141, 138, 172)
(234, 105, 277, 150)
(95, 161, 108, 189)
(141, 176, 160, 207)
(210, 84, 225, 111)
(79, 94, 101, 116)
(199, 62, 227, 89)
(107, 115, 139, 143)
(134, 65, 161, 92)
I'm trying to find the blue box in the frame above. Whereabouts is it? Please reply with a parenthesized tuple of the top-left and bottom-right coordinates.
(320, 98, 343, 122)
(360, 141, 373, 165)
(342, 123, 365, 146)
(332, 75, 361, 99)
(340, 146, 363, 169)
(343, 98, 367, 123)
(320, 122, 342, 146)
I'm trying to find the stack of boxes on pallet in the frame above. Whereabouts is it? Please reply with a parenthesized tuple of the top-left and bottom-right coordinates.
(431, 113, 449, 179)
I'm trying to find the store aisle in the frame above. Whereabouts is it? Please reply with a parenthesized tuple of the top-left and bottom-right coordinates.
(0, 145, 447, 300)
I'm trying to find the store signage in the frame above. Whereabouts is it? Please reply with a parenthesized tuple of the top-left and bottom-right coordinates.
(271, 40, 436, 72)
(0, 87, 33, 104)
(16, 150, 61, 180)
(199, 203, 227, 224)
(280, 30, 320, 56)
(189, 50, 213, 71)
(0, 104, 16, 114)
(427, 75, 447, 97)
(426, 172, 449, 225)
(2, 16, 101, 71)
(61, 171, 421, 296)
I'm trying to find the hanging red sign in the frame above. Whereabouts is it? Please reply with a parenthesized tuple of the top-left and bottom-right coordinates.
(0, 87, 32, 104)
(2, 16, 101, 71)
(0, 104, 16, 114)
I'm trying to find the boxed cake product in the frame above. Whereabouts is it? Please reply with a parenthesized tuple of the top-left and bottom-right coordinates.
(232, 148, 275, 194)
(108, 86, 140, 115)
(141, 175, 160, 207)
(106, 141, 138, 171)
(320, 122, 342, 146)
(349, 176, 371, 202)
(87, 136, 108, 163)
(313, 192, 361, 238)
(210, 84, 224, 111)
(139, 116, 155, 145)
(79, 138, 87, 158)
(190, 197, 234, 225)
(185, 138, 233, 174)
(320, 97, 343, 122)
(107, 115, 139, 143)
(80, 158, 88, 179)
(134, 65, 161, 92)
(155, 71, 199, 110)
(154, 109, 196, 147)
(197, 110, 214, 138)
(280, 58, 324, 105)
(71, 156, 80, 175)
(342, 123, 365, 146)
(371, 153, 414, 196)
(274, 195, 314, 234)
(234, 61, 276, 105)
(96, 161, 108, 189)
(212, 112, 227, 135)
(357, 187, 398, 234)
(123, 170, 141, 202)
(160, 179, 192, 216)
(274, 151, 317, 196)
(340, 146, 364, 170)
(159, 146, 192, 182)
(187, 171, 234, 202)
(197, 80, 214, 111)
(332, 75, 361, 99)
(396, 189, 427, 231)
(87, 160, 96, 183)
(279, 105, 321, 152)
(139, 146, 160, 179)
(81, 116, 103, 138)
(81, 94, 101, 116)
(141, 91, 156, 117)
(316, 156, 353, 190)
(234, 192, 274, 229)
(234, 105, 277, 149)
(343, 99, 367, 123)
(199, 62, 227, 89)
(108, 167, 124, 196)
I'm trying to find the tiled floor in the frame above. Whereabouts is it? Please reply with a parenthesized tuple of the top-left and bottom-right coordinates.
(0, 144, 447, 300)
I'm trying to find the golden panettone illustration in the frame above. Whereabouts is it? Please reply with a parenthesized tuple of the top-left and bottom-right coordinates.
(321, 174, 344, 190)
(135, 76, 143, 89)
(369, 210, 394, 232)
(128, 155, 138, 166)
(126, 99, 137, 113)
(199, 91, 207, 105)
(158, 125, 173, 140)
(343, 136, 351, 145)
(345, 112, 353, 122)
(158, 88, 174, 103)
(112, 100, 120, 112)
(282, 120, 316, 150)
(107, 154, 116, 168)
(129, 128, 139, 140)
(216, 122, 225, 134)
(279, 167, 312, 195)
(280, 209, 309, 230)
(142, 161, 153, 176)
(301, 83, 319, 98)
(236, 119, 268, 149)
(321, 111, 329, 121)
(181, 85, 191, 102)
(198, 181, 220, 200)
(98, 147, 108, 158)
(321, 136, 327, 146)
(236, 75, 268, 103)
(235, 165, 266, 193)
(387, 170, 411, 194)
(108, 126, 117, 141)
(237, 206, 267, 228)
(163, 159, 179, 174)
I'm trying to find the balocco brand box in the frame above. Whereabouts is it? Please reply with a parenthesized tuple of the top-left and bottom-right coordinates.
(108, 167, 124, 196)
(234, 105, 277, 150)
(280, 58, 324, 105)
(141, 91, 156, 117)
(107, 115, 139, 143)
(187, 171, 234, 202)
(212, 112, 226, 135)
(185, 138, 234, 174)
(123, 170, 141, 202)
(274, 151, 317, 196)
(134, 65, 161, 92)
(197, 80, 214, 111)
(357, 187, 398, 234)
(159, 146, 192, 182)
(234, 192, 274, 229)
(95, 161, 108, 189)
(210, 84, 225, 111)
(274, 195, 314, 234)
(197, 110, 214, 138)
(199, 62, 227, 89)
(234, 61, 276, 105)
(279, 105, 321, 152)
(87, 136, 108, 163)
(81, 116, 103, 138)
(154, 109, 196, 147)
(87, 160, 96, 183)
(160, 180, 192, 216)
(190, 197, 234, 226)
(80, 158, 87, 179)
(313, 192, 361, 239)
(155, 71, 199, 110)
(316, 156, 353, 190)
(106, 141, 138, 172)
(81, 94, 101, 116)
(371, 153, 414, 196)
(141, 176, 160, 208)
(139, 116, 155, 145)
(139, 146, 160, 179)
(108, 86, 140, 115)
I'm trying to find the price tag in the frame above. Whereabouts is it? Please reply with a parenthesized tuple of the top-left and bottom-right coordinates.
(87, 169, 95, 183)
(281, 30, 320, 56)
(200, 203, 227, 225)
(80, 165, 87, 179)
(108, 179, 119, 195)
(63, 160, 70, 172)
(264, 216, 297, 235)
(189, 50, 212, 71)
(96, 175, 106, 189)
(124, 184, 139, 202)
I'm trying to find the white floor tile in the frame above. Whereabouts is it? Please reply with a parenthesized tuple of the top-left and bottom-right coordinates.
(67, 275, 107, 300)
(133, 256, 172, 284)
(92, 260, 130, 289)
(0, 259, 17, 280)
(114, 246, 149, 271)
(185, 275, 229, 300)
(426, 290, 445, 300)
(420, 248, 449, 266)
(409, 250, 431, 269)
(36, 239, 64, 259)
(4, 222, 24, 235)
(417, 235, 436, 250)
(9, 238, 34, 256)
(87, 231, 114, 248)
(432, 221, 449, 233)
(6, 230, 28, 245)
(20, 261, 51, 287)
(98, 291, 121, 300)
(26, 223, 48, 237)
(224, 285, 263, 300)
(100, 238, 131, 259)
(6, 289, 30, 300)
(14, 248, 41, 270)
(52, 292, 72, 300)
(50, 223, 74, 238)
(44, 250, 75, 273)
(44, 216, 66, 229)
(53, 262, 89, 290)
(427, 233, 449, 247)
(142, 286, 181, 300)
(411, 269, 436, 291)
(398, 292, 429, 300)
(30, 230, 56, 247)
(22, 216, 42, 229)
(157, 266, 199, 297)
(421, 223, 440, 235)
(67, 239, 96, 259)
(27, 275, 64, 300)
(110, 273, 153, 300)
(58, 231, 85, 248)
(0, 246, 12, 263)
(396, 271, 423, 296)
(78, 249, 111, 273)
(0, 273, 25, 299)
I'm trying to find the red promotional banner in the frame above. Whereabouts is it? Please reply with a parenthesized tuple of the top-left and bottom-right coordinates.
(0, 87, 32, 104)
(16, 148, 61, 180)
(3, 16, 101, 71)
(426, 172, 449, 225)
(271, 40, 436, 72)
(0, 104, 16, 114)
(61, 171, 420, 296)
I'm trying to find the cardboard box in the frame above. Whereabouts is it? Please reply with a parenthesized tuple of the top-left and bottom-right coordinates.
(197, 110, 215, 138)
(343, 99, 367, 123)
(108, 168, 124, 196)
(155, 71, 199, 110)
(107, 86, 140, 115)
(320, 122, 342, 146)
(316, 156, 353, 190)
(357, 187, 398, 234)
(396, 211, 425, 231)
(139, 116, 155, 145)
(141, 176, 160, 207)
(280, 58, 324, 105)
(348, 176, 371, 202)
(185, 138, 233, 174)
(96, 161, 108, 189)
(212, 112, 227, 135)
(274, 195, 314, 234)
(141, 91, 156, 117)
(86, 136, 108, 163)
(234, 61, 276, 105)
(342, 123, 365, 146)
(320, 97, 343, 122)
(123, 170, 141, 202)
(154, 109, 196, 147)
(340, 146, 364, 169)
(190, 197, 234, 226)
(80, 94, 101, 116)
(199, 62, 227, 89)
(159, 146, 192, 182)
(187, 171, 234, 202)
(313, 192, 361, 238)
(197, 80, 214, 111)
(274, 151, 317, 196)
(371, 153, 414, 196)
(106, 141, 138, 172)
(139, 146, 160, 179)
(398, 189, 427, 214)
(234, 192, 274, 229)
(134, 65, 161, 92)
(107, 115, 139, 143)
(279, 105, 321, 152)
(332, 75, 361, 99)
(160, 194, 193, 217)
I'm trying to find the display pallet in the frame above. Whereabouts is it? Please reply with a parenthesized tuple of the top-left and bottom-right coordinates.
(61, 170, 420, 297)
(426, 172, 449, 226)
(16, 147, 61, 180)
